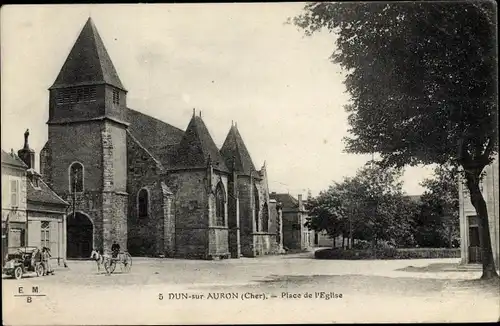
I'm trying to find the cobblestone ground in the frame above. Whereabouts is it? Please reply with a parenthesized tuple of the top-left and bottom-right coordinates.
(3, 253, 499, 324)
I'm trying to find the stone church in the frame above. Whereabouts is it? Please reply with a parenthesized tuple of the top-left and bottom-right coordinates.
(40, 18, 283, 259)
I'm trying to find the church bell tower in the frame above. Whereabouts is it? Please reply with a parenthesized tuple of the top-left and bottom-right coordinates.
(45, 17, 129, 257)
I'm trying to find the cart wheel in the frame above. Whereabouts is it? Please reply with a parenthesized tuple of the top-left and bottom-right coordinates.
(121, 253, 132, 273)
(105, 260, 116, 274)
(36, 264, 44, 277)
(14, 266, 23, 280)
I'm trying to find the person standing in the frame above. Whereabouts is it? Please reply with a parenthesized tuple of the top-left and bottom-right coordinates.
(41, 247, 53, 275)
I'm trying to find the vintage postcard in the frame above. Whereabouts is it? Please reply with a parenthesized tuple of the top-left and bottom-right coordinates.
(1, 2, 499, 325)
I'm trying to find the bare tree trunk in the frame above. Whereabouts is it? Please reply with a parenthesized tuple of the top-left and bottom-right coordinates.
(332, 236, 336, 249)
(465, 171, 498, 279)
(342, 235, 345, 249)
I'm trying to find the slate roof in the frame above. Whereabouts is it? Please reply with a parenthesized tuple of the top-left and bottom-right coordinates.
(269, 193, 300, 211)
(220, 124, 257, 176)
(172, 115, 229, 173)
(1, 149, 28, 169)
(27, 170, 69, 206)
(50, 17, 125, 90)
(126, 108, 184, 166)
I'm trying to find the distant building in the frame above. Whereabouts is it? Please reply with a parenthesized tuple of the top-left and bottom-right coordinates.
(269, 192, 314, 250)
(2, 130, 69, 265)
(458, 155, 499, 267)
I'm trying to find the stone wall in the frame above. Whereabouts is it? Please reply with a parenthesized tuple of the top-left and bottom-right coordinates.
(207, 170, 229, 258)
(104, 85, 128, 123)
(238, 176, 254, 256)
(126, 132, 166, 256)
(64, 192, 102, 250)
(459, 156, 500, 267)
(227, 171, 241, 258)
(47, 123, 104, 192)
(101, 121, 128, 252)
(167, 170, 209, 258)
(282, 211, 300, 250)
(161, 182, 174, 257)
(40, 143, 52, 188)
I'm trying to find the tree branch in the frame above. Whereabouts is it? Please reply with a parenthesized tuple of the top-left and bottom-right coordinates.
(479, 136, 495, 166)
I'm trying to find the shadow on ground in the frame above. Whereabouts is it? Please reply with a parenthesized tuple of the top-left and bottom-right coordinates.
(396, 263, 480, 273)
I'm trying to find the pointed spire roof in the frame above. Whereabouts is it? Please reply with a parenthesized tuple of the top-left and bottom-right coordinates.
(173, 114, 229, 173)
(50, 18, 125, 91)
(220, 123, 257, 176)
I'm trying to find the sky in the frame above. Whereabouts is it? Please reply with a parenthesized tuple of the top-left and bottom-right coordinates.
(1, 3, 435, 197)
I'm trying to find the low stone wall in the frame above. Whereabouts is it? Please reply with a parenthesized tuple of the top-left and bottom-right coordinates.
(314, 248, 460, 260)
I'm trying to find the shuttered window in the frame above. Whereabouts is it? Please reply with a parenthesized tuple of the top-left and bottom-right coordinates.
(56, 86, 97, 105)
(10, 179, 20, 208)
(41, 221, 50, 248)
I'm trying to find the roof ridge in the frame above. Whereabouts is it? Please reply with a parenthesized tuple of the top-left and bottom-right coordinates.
(127, 108, 184, 133)
(173, 115, 228, 172)
(50, 18, 125, 90)
(38, 178, 70, 205)
(220, 124, 256, 175)
(126, 130, 166, 173)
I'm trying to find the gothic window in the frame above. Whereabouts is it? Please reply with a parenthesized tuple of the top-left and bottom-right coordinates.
(254, 185, 260, 232)
(215, 182, 226, 226)
(69, 162, 84, 193)
(113, 89, 120, 105)
(262, 203, 269, 232)
(138, 189, 149, 218)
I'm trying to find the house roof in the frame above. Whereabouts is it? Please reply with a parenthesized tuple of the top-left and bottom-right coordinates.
(50, 17, 125, 90)
(1, 149, 28, 169)
(269, 193, 300, 211)
(220, 124, 257, 176)
(172, 114, 229, 173)
(27, 169, 69, 206)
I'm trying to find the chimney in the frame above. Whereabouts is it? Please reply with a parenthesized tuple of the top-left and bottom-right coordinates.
(18, 129, 35, 169)
(298, 194, 303, 210)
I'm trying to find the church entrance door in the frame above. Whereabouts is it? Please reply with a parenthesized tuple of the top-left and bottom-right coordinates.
(67, 212, 93, 258)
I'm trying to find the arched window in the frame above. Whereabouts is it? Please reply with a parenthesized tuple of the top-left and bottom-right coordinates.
(69, 162, 84, 193)
(254, 185, 260, 232)
(138, 188, 149, 218)
(262, 203, 269, 232)
(215, 183, 226, 226)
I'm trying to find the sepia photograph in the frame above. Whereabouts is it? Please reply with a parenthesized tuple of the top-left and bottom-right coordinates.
(1, 2, 499, 324)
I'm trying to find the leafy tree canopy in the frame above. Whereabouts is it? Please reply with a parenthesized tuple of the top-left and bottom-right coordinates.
(292, 1, 497, 170)
(292, 0, 498, 278)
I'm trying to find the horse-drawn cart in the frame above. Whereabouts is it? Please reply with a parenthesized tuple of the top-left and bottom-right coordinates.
(3, 247, 45, 279)
(104, 252, 132, 274)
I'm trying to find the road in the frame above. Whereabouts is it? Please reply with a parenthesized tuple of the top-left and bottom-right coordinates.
(3, 253, 499, 324)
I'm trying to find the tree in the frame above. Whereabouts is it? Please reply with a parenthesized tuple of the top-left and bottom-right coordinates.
(415, 165, 460, 248)
(306, 163, 413, 248)
(305, 187, 346, 247)
(292, 1, 498, 279)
